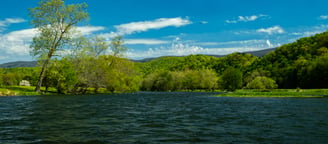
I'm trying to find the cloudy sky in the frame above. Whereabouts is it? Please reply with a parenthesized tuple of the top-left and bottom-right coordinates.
(1, 0, 328, 63)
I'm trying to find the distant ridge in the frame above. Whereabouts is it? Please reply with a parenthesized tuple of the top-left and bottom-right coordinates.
(0, 61, 37, 68)
(133, 48, 276, 62)
(242, 47, 276, 57)
(0, 48, 276, 67)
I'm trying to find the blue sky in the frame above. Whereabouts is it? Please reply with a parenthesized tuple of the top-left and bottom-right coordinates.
(1, 0, 328, 63)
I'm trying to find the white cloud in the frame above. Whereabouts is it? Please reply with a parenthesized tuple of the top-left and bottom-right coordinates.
(125, 39, 169, 45)
(114, 17, 192, 36)
(126, 38, 271, 59)
(0, 28, 36, 55)
(319, 15, 328, 20)
(0, 18, 27, 32)
(200, 21, 208, 24)
(0, 18, 26, 26)
(127, 46, 264, 59)
(197, 39, 279, 48)
(289, 25, 328, 37)
(257, 26, 285, 35)
(197, 42, 221, 46)
(76, 26, 105, 35)
(4, 18, 26, 24)
(226, 14, 268, 24)
(266, 40, 273, 47)
(0, 26, 106, 63)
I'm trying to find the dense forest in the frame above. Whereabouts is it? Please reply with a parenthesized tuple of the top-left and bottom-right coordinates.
(1, 30, 328, 94)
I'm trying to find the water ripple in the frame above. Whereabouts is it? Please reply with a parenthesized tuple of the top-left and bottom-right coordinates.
(0, 93, 328, 143)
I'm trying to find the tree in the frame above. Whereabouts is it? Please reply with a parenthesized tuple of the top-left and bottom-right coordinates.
(220, 67, 243, 91)
(105, 57, 141, 92)
(110, 36, 128, 57)
(304, 54, 328, 88)
(45, 58, 78, 94)
(29, 0, 89, 92)
(2, 73, 17, 86)
(69, 36, 110, 93)
(246, 76, 278, 90)
(197, 69, 218, 91)
(0, 69, 3, 86)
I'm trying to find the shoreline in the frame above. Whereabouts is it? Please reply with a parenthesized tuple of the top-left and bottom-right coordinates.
(216, 89, 328, 98)
(1, 86, 328, 98)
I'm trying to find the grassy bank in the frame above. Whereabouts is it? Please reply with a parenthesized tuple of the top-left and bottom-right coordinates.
(0, 86, 110, 96)
(2, 86, 328, 97)
(0, 86, 42, 96)
(217, 89, 328, 98)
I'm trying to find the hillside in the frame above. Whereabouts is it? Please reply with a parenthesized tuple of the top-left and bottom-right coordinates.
(133, 47, 276, 63)
(0, 48, 276, 67)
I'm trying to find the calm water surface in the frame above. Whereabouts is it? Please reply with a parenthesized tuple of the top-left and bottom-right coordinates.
(0, 92, 328, 143)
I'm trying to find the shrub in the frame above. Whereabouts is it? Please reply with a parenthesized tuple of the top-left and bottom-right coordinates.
(246, 76, 278, 90)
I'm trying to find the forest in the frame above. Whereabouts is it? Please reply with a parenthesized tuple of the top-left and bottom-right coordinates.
(1, 0, 328, 94)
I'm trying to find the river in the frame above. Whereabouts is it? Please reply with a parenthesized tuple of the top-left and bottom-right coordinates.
(1, 92, 327, 143)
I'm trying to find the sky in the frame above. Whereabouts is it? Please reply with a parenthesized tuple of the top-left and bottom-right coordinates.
(1, 0, 328, 63)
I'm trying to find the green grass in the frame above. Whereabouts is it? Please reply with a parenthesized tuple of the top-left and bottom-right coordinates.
(0, 86, 40, 96)
(2, 86, 328, 98)
(217, 89, 328, 98)
(0, 86, 111, 96)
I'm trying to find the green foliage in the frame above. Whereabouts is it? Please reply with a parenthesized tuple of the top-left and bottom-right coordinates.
(220, 67, 243, 91)
(105, 57, 141, 92)
(300, 54, 328, 88)
(45, 58, 78, 94)
(142, 69, 218, 91)
(214, 53, 257, 74)
(175, 55, 219, 70)
(110, 36, 128, 57)
(139, 55, 220, 76)
(251, 31, 328, 89)
(138, 56, 184, 75)
(0, 69, 3, 86)
(142, 70, 174, 91)
(0, 68, 39, 86)
(246, 76, 278, 90)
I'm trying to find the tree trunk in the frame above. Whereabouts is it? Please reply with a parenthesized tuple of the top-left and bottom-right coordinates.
(35, 58, 51, 93)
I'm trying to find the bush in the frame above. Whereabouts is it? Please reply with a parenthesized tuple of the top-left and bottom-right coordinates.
(246, 76, 278, 90)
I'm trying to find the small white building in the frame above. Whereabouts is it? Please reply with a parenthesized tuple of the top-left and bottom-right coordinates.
(19, 80, 31, 86)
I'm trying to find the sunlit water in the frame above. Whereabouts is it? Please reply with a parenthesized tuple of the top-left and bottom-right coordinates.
(1, 92, 328, 143)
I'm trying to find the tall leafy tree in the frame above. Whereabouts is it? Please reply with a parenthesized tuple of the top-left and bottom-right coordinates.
(29, 0, 89, 92)
(220, 67, 243, 91)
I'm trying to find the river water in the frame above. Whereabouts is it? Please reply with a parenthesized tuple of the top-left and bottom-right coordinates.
(0, 92, 327, 143)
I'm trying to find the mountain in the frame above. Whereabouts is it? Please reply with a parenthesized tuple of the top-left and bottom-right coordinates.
(0, 61, 37, 68)
(242, 48, 276, 57)
(133, 48, 276, 63)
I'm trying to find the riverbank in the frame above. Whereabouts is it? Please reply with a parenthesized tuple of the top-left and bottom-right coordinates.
(2, 86, 328, 97)
(0, 86, 110, 96)
(0, 86, 42, 96)
(217, 89, 328, 98)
